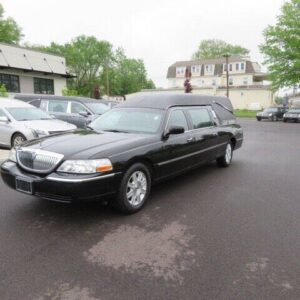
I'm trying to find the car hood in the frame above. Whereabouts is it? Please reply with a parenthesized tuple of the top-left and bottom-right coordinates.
(22, 119, 77, 132)
(24, 129, 156, 160)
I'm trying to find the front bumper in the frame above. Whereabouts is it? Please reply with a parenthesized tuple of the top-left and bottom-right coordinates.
(1, 161, 122, 203)
(283, 117, 299, 122)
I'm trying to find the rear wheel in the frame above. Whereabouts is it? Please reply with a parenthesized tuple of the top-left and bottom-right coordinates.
(257, 117, 261, 121)
(216, 143, 233, 168)
(11, 133, 26, 148)
(111, 163, 151, 214)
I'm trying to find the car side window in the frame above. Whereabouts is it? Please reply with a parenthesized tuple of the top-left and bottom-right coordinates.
(71, 102, 89, 114)
(0, 109, 6, 117)
(29, 99, 41, 108)
(47, 100, 68, 113)
(187, 108, 214, 129)
(167, 110, 188, 131)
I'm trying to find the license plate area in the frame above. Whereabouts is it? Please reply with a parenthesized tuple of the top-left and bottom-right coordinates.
(16, 177, 33, 195)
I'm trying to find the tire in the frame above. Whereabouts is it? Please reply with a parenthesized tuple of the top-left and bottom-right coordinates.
(283, 119, 287, 123)
(257, 118, 261, 121)
(216, 143, 233, 168)
(111, 163, 151, 214)
(11, 133, 27, 148)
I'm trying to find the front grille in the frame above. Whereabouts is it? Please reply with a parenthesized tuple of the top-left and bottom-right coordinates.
(17, 148, 64, 174)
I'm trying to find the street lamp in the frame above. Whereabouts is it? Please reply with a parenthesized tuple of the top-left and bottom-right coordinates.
(223, 54, 230, 98)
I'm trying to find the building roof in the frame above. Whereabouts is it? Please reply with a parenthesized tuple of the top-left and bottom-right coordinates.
(167, 56, 258, 78)
(0, 42, 73, 78)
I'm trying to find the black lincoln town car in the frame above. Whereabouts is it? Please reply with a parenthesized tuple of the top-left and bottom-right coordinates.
(1, 93, 243, 213)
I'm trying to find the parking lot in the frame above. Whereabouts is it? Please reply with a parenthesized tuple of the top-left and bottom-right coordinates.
(0, 118, 300, 300)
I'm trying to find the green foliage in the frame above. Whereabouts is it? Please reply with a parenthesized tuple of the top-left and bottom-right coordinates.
(260, 0, 300, 90)
(275, 96, 284, 105)
(62, 88, 79, 97)
(31, 37, 155, 97)
(0, 84, 8, 97)
(234, 109, 259, 118)
(0, 4, 23, 44)
(192, 39, 249, 60)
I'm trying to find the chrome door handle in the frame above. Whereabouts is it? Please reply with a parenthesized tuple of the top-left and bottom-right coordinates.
(187, 137, 195, 143)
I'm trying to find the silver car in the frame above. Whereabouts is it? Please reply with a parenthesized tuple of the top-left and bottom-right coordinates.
(0, 98, 76, 148)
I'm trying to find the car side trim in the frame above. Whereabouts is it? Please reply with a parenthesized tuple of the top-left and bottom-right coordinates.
(157, 142, 227, 166)
(46, 173, 117, 183)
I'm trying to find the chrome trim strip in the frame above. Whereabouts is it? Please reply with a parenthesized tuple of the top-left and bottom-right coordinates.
(46, 173, 116, 183)
(157, 142, 227, 166)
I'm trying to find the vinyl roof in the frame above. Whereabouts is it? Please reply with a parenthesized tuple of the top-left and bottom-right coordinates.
(0, 43, 71, 77)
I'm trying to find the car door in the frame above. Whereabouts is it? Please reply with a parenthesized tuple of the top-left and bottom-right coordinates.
(157, 108, 195, 178)
(186, 106, 222, 163)
(0, 109, 14, 147)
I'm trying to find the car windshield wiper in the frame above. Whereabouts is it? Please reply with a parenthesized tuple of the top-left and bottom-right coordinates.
(103, 129, 129, 133)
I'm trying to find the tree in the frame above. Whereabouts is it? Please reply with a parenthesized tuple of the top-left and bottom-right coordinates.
(0, 84, 8, 97)
(192, 39, 249, 60)
(0, 4, 23, 44)
(260, 0, 300, 90)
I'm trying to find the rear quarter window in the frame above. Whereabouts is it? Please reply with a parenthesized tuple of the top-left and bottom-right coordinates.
(187, 108, 214, 129)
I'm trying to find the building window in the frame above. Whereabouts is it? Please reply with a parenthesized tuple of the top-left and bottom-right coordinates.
(223, 64, 227, 72)
(205, 64, 213, 73)
(0, 73, 20, 93)
(34, 78, 54, 94)
(243, 77, 248, 85)
(212, 79, 216, 86)
(229, 77, 233, 85)
(191, 65, 201, 74)
(236, 63, 240, 71)
(229, 64, 232, 72)
(176, 67, 186, 76)
(241, 62, 245, 70)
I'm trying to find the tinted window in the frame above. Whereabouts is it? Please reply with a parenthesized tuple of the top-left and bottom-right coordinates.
(71, 102, 89, 114)
(188, 108, 213, 129)
(29, 99, 41, 107)
(168, 110, 188, 131)
(85, 102, 110, 114)
(48, 100, 68, 113)
(0, 109, 6, 118)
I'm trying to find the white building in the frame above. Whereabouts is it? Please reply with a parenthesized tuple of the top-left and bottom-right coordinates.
(0, 42, 73, 96)
(166, 56, 275, 109)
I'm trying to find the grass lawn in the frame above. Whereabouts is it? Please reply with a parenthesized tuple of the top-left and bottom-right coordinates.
(234, 109, 259, 118)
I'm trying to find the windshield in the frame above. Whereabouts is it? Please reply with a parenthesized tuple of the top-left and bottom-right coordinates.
(86, 102, 110, 115)
(264, 108, 278, 113)
(288, 108, 300, 113)
(6, 107, 52, 121)
(90, 108, 165, 134)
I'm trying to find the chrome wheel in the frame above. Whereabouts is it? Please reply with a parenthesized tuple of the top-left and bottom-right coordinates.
(225, 144, 232, 164)
(13, 135, 25, 147)
(126, 171, 147, 207)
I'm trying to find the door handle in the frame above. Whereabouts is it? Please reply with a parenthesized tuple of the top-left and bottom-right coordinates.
(187, 137, 195, 143)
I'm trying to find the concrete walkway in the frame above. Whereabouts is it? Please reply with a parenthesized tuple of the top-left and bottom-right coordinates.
(0, 149, 9, 161)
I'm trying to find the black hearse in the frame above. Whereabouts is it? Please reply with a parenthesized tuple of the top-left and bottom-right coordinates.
(1, 93, 243, 213)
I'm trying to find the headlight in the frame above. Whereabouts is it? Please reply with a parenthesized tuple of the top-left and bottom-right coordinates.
(283, 114, 286, 117)
(9, 148, 17, 162)
(57, 159, 113, 174)
(269, 113, 273, 117)
(31, 129, 49, 138)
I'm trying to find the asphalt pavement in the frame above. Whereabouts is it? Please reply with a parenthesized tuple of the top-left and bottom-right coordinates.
(0, 119, 299, 300)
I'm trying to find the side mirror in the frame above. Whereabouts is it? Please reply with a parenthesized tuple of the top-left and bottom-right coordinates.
(79, 111, 91, 117)
(164, 126, 185, 139)
(0, 116, 9, 123)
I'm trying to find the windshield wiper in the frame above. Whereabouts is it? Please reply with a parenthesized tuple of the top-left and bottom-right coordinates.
(103, 129, 129, 133)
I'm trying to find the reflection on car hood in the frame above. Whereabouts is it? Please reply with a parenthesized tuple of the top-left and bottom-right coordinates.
(22, 119, 76, 132)
(24, 129, 155, 160)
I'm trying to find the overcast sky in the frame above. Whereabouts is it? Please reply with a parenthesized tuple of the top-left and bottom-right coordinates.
(2, 0, 284, 87)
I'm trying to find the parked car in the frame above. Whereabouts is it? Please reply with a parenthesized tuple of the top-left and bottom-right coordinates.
(14, 94, 118, 128)
(256, 107, 287, 121)
(1, 93, 243, 213)
(0, 98, 76, 148)
(283, 108, 300, 122)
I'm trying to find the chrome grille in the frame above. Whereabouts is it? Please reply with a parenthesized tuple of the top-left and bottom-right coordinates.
(17, 148, 64, 174)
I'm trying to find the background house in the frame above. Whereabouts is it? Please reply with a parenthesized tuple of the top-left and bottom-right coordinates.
(0, 43, 73, 96)
(163, 56, 274, 110)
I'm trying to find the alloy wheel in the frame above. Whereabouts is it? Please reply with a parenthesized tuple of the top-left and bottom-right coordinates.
(126, 171, 147, 206)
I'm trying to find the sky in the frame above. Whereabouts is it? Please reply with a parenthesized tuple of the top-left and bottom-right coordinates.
(1, 0, 285, 88)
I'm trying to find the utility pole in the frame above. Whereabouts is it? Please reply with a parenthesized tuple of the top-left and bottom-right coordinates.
(223, 54, 230, 98)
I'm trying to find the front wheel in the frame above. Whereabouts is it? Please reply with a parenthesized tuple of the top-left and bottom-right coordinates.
(112, 163, 151, 214)
(216, 143, 233, 168)
(11, 133, 27, 147)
